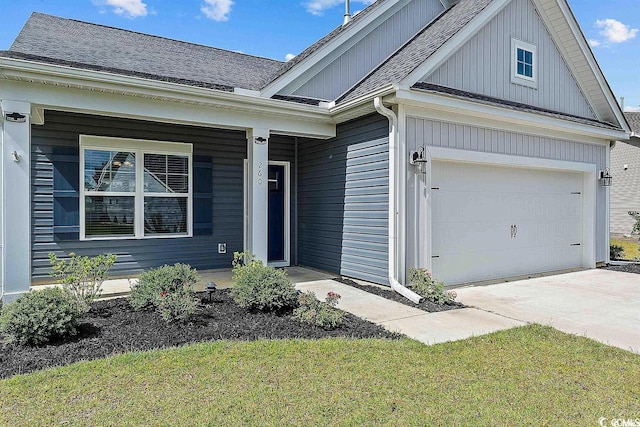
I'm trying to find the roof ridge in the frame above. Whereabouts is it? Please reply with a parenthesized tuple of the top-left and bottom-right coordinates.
(24, 12, 283, 65)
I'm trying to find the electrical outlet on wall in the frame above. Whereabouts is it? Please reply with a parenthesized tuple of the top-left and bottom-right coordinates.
(218, 243, 227, 254)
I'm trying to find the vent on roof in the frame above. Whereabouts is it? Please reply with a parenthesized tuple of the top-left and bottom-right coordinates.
(343, 0, 351, 25)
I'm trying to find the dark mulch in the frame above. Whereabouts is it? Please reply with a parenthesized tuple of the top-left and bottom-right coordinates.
(600, 263, 640, 274)
(0, 289, 399, 379)
(334, 277, 465, 312)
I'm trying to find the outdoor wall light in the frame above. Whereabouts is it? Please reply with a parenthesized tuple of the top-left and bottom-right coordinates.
(11, 150, 21, 163)
(599, 168, 612, 187)
(410, 146, 428, 173)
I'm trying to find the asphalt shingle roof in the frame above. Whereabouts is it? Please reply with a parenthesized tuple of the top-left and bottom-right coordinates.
(624, 112, 640, 134)
(337, 0, 493, 104)
(4, 12, 284, 91)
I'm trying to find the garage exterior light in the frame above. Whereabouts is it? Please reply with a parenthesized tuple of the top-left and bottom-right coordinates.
(599, 168, 612, 187)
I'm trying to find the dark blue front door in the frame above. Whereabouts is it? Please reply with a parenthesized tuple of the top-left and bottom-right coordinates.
(268, 164, 286, 262)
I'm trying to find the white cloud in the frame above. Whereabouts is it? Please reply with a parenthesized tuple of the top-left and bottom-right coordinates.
(95, 0, 148, 18)
(303, 0, 375, 16)
(596, 18, 638, 43)
(624, 106, 640, 112)
(201, 0, 234, 22)
(588, 39, 601, 48)
(285, 53, 296, 62)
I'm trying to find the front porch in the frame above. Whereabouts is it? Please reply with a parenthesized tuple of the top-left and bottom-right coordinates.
(32, 266, 336, 298)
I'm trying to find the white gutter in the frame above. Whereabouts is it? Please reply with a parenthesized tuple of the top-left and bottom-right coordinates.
(374, 97, 423, 304)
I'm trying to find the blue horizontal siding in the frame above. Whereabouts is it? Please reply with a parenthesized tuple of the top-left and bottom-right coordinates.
(297, 114, 389, 285)
(31, 110, 294, 282)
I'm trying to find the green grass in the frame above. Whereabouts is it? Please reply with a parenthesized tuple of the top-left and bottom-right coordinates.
(1, 325, 639, 426)
(611, 238, 640, 260)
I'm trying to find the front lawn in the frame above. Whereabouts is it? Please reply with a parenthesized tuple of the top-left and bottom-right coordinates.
(611, 238, 640, 260)
(1, 325, 638, 426)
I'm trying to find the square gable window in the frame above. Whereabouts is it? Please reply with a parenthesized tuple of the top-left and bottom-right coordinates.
(511, 39, 537, 89)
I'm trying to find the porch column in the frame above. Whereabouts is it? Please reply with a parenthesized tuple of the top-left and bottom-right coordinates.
(246, 128, 269, 263)
(1, 101, 31, 302)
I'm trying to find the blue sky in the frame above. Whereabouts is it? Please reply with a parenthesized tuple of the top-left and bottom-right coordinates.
(0, 0, 639, 111)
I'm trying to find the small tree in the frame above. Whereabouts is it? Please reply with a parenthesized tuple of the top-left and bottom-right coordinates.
(48, 252, 117, 312)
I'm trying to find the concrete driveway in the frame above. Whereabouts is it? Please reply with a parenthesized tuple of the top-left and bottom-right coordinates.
(454, 269, 640, 353)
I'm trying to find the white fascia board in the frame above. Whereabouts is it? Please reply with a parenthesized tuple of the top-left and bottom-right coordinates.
(260, 0, 407, 98)
(393, 88, 629, 142)
(400, 0, 512, 88)
(532, 0, 629, 131)
(0, 58, 335, 138)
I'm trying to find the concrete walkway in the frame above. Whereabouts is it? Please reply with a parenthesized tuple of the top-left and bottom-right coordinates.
(296, 280, 524, 345)
(298, 269, 639, 354)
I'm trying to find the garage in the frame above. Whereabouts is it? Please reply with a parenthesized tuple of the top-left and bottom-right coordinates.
(431, 160, 585, 285)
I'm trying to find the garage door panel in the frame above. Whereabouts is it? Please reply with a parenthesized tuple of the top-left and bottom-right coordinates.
(431, 161, 584, 286)
(433, 221, 512, 253)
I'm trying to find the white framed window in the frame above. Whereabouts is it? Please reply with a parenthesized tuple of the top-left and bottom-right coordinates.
(80, 135, 193, 240)
(511, 39, 537, 89)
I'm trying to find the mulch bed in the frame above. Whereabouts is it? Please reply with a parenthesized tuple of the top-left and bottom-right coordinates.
(600, 263, 640, 275)
(0, 289, 399, 379)
(334, 277, 465, 312)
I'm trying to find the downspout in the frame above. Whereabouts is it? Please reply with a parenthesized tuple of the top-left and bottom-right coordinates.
(374, 97, 423, 304)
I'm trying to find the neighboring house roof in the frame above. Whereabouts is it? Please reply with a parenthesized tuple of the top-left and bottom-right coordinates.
(624, 112, 640, 135)
(413, 83, 622, 131)
(2, 12, 283, 91)
(337, 0, 492, 104)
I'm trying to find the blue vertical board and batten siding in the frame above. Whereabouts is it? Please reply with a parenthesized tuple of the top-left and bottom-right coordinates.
(31, 110, 294, 282)
(422, 0, 596, 120)
(406, 116, 608, 262)
(297, 114, 389, 285)
(287, 0, 445, 101)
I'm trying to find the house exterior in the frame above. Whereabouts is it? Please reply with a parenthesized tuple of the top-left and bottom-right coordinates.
(0, 0, 629, 303)
(610, 112, 640, 235)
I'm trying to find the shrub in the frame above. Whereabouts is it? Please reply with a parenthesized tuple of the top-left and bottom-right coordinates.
(130, 263, 198, 311)
(408, 268, 456, 305)
(293, 291, 344, 330)
(48, 252, 117, 312)
(231, 251, 298, 312)
(610, 244, 625, 261)
(0, 288, 83, 346)
(157, 291, 199, 323)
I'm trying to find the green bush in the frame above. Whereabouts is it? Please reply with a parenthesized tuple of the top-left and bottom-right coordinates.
(157, 291, 199, 323)
(130, 263, 198, 310)
(0, 288, 83, 346)
(48, 252, 117, 312)
(129, 264, 199, 323)
(293, 291, 344, 330)
(231, 251, 298, 312)
(610, 244, 625, 260)
(408, 268, 456, 305)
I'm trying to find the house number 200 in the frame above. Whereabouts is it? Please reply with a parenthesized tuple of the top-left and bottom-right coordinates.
(257, 162, 263, 185)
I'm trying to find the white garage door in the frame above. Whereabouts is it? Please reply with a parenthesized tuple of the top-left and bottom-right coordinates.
(431, 161, 583, 285)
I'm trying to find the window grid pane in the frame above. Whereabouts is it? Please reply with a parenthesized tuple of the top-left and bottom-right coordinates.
(144, 153, 189, 194)
(85, 196, 135, 237)
(85, 150, 136, 192)
(516, 48, 534, 78)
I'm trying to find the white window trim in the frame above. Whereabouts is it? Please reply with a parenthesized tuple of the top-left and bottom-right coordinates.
(511, 38, 538, 89)
(80, 135, 193, 241)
